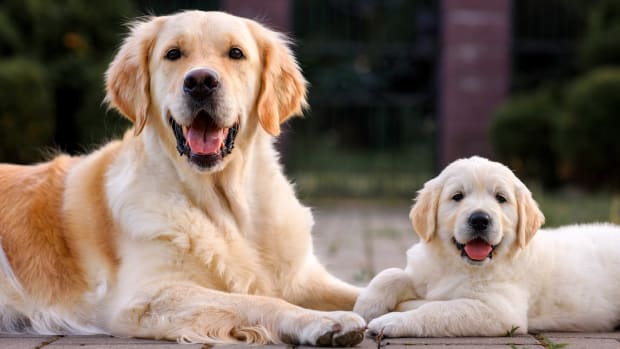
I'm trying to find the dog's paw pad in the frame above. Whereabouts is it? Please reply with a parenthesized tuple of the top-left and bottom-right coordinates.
(333, 329, 365, 347)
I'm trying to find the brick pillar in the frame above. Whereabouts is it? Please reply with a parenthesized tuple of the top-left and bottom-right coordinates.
(222, 0, 292, 31)
(439, 0, 511, 167)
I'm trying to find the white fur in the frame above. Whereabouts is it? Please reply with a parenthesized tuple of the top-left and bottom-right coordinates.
(355, 156, 620, 337)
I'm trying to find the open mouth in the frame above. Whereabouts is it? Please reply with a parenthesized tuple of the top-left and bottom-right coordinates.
(169, 111, 239, 169)
(452, 237, 497, 262)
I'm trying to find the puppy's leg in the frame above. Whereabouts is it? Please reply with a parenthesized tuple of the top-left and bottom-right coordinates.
(108, 282, 365, 346)
(394, 299, 432, 311)
(353, 268, 416, 322)
(367, 298, 526, 337)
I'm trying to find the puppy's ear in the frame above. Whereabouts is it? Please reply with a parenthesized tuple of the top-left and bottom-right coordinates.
(515, 186, 545, 248)
(105, 17, 163, 136)
(409, 178, 441, 242)
(247, 20, 308, 136)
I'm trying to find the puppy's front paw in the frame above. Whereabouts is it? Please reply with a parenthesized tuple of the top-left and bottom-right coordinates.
(353, 293, 391, 323)
(367, 312, 414, 338)
(354, 268, 414, 322)
(286, 311, 366, 347)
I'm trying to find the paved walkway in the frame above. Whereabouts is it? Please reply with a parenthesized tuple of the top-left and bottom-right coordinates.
(2, 202, 618, 348)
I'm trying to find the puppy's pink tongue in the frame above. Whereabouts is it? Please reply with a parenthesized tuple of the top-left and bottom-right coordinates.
(186, 118, 224, 155)
(464, 239, 493, 261)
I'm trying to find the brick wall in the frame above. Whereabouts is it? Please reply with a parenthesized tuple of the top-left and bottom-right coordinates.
(439, 0, 511, 166)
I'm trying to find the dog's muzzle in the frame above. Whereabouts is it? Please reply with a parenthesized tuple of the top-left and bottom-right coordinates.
(168, 113, 238, 170)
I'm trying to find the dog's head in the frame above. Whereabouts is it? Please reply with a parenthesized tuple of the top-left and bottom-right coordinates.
(105, 11, 307, 172)
(409, 156, 545, 266)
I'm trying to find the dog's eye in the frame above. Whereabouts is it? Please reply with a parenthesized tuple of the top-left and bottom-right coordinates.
(165, 48, 182, 61)
(452, 193, 464, 202)
(228, 47, 244, 60)
(496, 194, 507, 203)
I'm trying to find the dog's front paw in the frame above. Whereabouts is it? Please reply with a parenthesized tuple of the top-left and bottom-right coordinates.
(367, 312, 415, 338)
(285, 311, 366, 347)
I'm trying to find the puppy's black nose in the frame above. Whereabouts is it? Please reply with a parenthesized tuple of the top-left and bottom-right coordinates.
(469, 211, 491, 231)
(183, 68, 220, 100)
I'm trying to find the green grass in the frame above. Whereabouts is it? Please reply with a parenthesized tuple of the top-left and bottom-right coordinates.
(533, 185, 620, 227)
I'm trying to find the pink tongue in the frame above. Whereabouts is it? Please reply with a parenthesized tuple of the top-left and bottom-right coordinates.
(464, 239, 493, 261)
(186, 118, 225, 155)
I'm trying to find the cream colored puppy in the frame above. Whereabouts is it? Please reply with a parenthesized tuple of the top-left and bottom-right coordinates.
(354, 156, 620, 337)
(0, 11, 365, 346)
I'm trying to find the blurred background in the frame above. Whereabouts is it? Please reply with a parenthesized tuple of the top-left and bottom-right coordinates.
(0, 0, 619, 227)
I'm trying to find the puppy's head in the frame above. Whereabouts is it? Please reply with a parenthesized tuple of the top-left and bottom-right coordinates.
(105, 11, 307, 172)
(409, 156, 544, 266)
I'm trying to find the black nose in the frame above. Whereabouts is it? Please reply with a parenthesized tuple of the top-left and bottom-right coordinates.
(183, 68, 220, 100)
(469, 211, 491, 231)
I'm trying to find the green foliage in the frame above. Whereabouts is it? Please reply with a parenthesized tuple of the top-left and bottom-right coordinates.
(490, 91, 561, 187)
(0, 59, 53, 162)
(556, 68, 620, 189)
(0, 0, 134, 162)
(579, 0, 620, 69)
(494, 0, 620, 190)
(504, 325, 520, 337)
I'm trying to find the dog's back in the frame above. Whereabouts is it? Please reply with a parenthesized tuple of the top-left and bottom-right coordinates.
(526, 223, 620, 331)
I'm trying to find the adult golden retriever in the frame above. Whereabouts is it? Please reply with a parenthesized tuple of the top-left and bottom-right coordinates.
(0, 11, 365, 346)
(354, 156, 620, 337)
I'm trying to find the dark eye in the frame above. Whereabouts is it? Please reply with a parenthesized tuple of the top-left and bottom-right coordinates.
(228, 47, 244, 60)
(496, 194, 507, 203)
(165, 48, 182, 61)
(452, 193, 464, 202)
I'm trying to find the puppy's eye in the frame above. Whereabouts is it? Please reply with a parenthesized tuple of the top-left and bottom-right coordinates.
(165, 48, 182, 61)
(228, 47, 244, 60)
(496, 194, 507, 203)
(452, 193, 464, 202)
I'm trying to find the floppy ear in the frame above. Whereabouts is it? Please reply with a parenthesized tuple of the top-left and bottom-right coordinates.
(409, 178, 441, 242)
(105, 17, 163, 136)
(515, 186, 545, 248)
(247, 20, 308, 136)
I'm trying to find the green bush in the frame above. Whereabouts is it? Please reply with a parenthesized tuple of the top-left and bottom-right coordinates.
(579, 0, 620, 69)
(556, 68, 620, 189)
(0, 0, 134, 161)
(0, 59, 54, 163)
(490, 91, 561, 187)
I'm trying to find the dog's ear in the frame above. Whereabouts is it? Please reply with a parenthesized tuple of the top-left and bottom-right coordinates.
(247, 20, 308, 136)
(105, 17, 163, 136)
(515, 186, 545, 248)
(409, 178, 441, 242)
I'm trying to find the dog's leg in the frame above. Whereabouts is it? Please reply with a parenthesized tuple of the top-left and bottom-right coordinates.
(281, 258, 362, 311)
(353, 268, 417, 321)
(107, 281, 365, 346)
(366, 298, 526, 337)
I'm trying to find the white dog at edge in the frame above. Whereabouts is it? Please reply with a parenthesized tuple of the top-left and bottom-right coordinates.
(354, 156, 620, 337)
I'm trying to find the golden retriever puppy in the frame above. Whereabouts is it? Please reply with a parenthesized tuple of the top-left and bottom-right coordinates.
(354, 156, 620, 337)
(0, 11, 366, 346)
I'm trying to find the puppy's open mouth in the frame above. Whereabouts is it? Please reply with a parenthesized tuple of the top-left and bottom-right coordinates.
(452, 237, 497, 262)
(169, 111, 239, 169)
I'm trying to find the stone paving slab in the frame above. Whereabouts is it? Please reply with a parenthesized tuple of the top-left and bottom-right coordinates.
(2, 325, 620, 348)
(381, 335, 539, 346)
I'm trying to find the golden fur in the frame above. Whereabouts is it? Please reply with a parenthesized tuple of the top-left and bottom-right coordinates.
(0, 11, 364, 345)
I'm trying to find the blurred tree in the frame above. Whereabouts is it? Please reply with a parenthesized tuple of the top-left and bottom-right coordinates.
(556, 68, 620, 189)
(0, 0, 134, 163)
(490, 91, 561, 188)
(579, 0, 620, 69)
(0, 59, 53, 162)
(493, 0, 620, 190)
